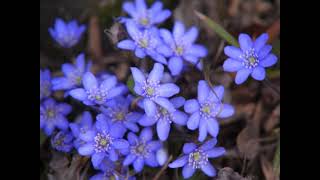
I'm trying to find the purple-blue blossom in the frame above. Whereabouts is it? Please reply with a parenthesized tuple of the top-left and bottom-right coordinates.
(99, 95, 142, 133)
(138, 97, 188, 141)
(184, 80, 234, 141)
(49, 18, 86, 48)
(130, 63, 180, 117)
(40, 98, 72, 136)
(223, 33, 278, 84)
(169, 138, 225, 178)
(120, 0, 171, 29)
(52, 53, 92, 91)
(69, 72, 124, 106)
(122, 127, 162, 172)
(97, 72, 129, 95)
(117, 20, 170, 64)
(76, 114, 129, 167)
(51, 131, 74, 152)
(40, 69, 52, 101)
(159, 21, 208, 75)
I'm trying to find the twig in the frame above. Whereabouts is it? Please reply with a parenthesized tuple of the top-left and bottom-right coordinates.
(152, 155, 173, 180)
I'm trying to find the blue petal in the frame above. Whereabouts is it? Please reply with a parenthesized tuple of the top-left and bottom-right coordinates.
(184, 99, 200, 113)
(187, 112, 200, 130)
(135, 47, 146, 58)
(168, 155, 188, 168)
(148, 63, 164, 82)
(83, 72, 98, 90)
(113, 139, 129, 149)
(107, 86, 124, 99)
(168, 56, 183, 76)
(150, 1, 163, 12)
(200, 138, 217, 151)
(148, 141, 162, 151)
(43, 123, 55, 136)
(197, 80, 210, 103)
(158, 83, 180, 97)
(183, 26, 198, 44)
(258, 45, 272, 59)
(153, 10, 171, 24)
(171, 111, 188, 125)
(135, 0, 147, 12)
(90, 173, 104, 180)
(148, 51, 168, 64)
(223, 58, 243, 72)
(235, 68, 251, 85)
(239, 33, 253, 51)
(224, 46, 243, 61)
(55, 115, 69, 130)
(62, 63, 76, 76)
(130, 67, 146, 84)
(217, 104, 234, 118)
(127, 132, 139, 145)
(173, 21, 185, 39)
(95, 114, 110, 132)
(198, 118, 208, 142)
(126, 20, 139, 39)
(126, 112, 142, 122)
(187, 45, 207, 57)
(133, 158, 144, 172)
(78, 143, 95, 155)
(182, 164, 196, 179)
(109, 148, 119, 161)
(260, 54, 277, 67)
(251, 66, 266, 81)
(183, 143, 197, 154)
(201, 163, 216, 177)
(100, 76, 117, 91)
(79, 130, 96, 142)
(92, 152, 105, 168)
(253, 33, 269, 52)
(143, 99, 157, 117)
(75, 53, 85, 71)
(123, 2, 136, 17)
(57, 103, 72, 115)
(123, 154, 137, 166)
(139, 127, 153, 142)
(117, 39, 136, 50)
(69, 123, 79, 137)
(154, 97, 176, 113)
(138, 114, 158, 126)
(170, 96, 185, 108)
(157, 119, 171, 141)
(207, 85, 224, 103)
(156, 148, 168, 166)
(145, 153, 159, 167)
(206, 118, 219, 138)
(81, 111, 93, 127)
(159, 29, 174, 45)
(157, 45, 173, 57)
(69, 88, 87, 101)
(183, 54, 198, 64)
(206, 147, 226, 158)
(124, 121, 139, 132)
(55, 18, 67, 35)
(110, 123, 126, 138)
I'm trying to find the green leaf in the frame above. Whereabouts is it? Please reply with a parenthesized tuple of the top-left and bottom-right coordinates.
(126, 75, 136, 95)
(195, 11, 239, 47)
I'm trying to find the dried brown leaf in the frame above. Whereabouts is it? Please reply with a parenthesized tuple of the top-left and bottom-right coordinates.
(260, 156, 278, 180)
(216, 167, 251, 180)
(264, 104, 280, 133)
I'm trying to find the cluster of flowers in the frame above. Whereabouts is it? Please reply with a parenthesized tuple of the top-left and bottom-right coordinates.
(40, 0, 278, 179)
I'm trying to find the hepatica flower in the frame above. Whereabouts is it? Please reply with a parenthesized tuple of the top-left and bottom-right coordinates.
(40, 98, 72, 136)
(40, 69, 52, 101)
(184, 80, 234, 141)
(69, 72, 124, 106)
(138, 97, 188, 141)
(169, 138, 225, 178)
(117, 20, 170, 64)
(51, 131, 73, 152)
(49, 18, 86, 48)
(77, 114, 129, 167)
(120, 0, 171, 29)
(122, 128, 162, 172)
(159, 21, 208, 75)
(69, 111, 93, 149)
(223, 33, 278, 84)
(130, 63, 180, 117)
(52, 53, 92, 91)
(99, 95, 142, 133)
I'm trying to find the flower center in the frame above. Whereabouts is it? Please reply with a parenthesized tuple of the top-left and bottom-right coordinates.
(175, 46, 184, 55)
(138, 38, 149, 48)
(139, 17, 150, 26)
(142, 80, 160, 99)
(188, 149, 208, 169)
(115, 112, 125, 121)
(156, 107, 173, 124)
(200, 102, 222, 119)
(46, 108, 56, 119)
(87, 88, 108, 104)
(241, 48, 259, 69)
(132, 141, 149, 157)
(94, 132, 113, 153)
(41, 81, 51, 97)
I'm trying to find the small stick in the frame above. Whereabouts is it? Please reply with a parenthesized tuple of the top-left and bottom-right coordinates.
(152, 155, 173, 180)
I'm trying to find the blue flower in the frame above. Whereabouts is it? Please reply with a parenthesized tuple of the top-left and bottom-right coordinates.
(96, 72, 129, 95)
(49, 18, 86, 48)
(69, 111, 93, 149)
(52, 53, 92, 91)
(117, 20, 170, 64)
(138, 97, 187, 141)
(159, 21, 208, 75)
(168, 138, 225, 178)
(99, 95, 142, 133)
(184, 80, 234, 142)
(223, 33, 278, 84)
(69, 72, 124, 106)
(40, 98, 72, 136)
(40, 69, 52, 101)
(122, 127, 162, 172)
(130, 63, 180, 117)
(120, 0, 171, 29)
(51, 131, 74, 152)
(76, 114, 129, 167)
